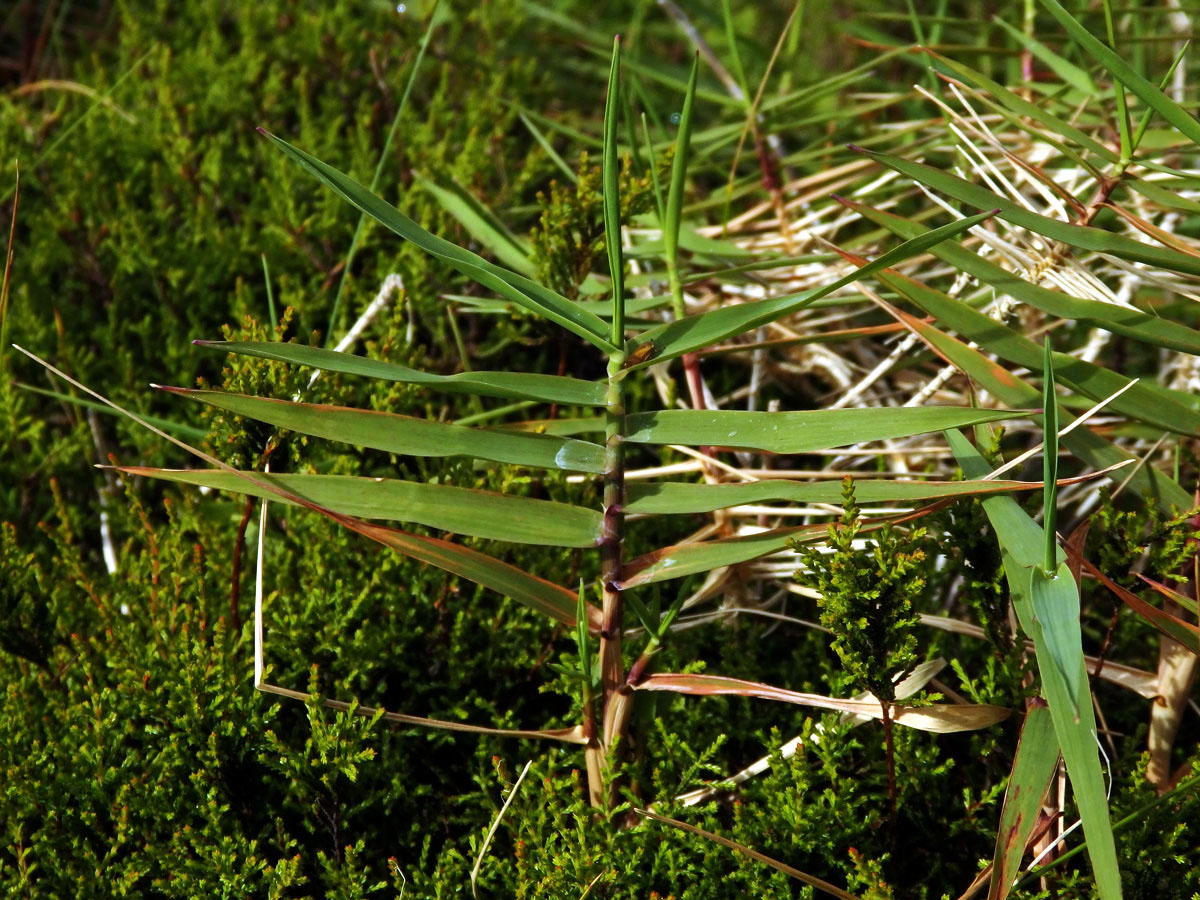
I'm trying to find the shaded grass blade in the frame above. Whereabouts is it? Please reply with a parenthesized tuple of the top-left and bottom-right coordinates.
(160, 387, 606, 473)
(414, 172, 536, 276)
(196, 340, 607, 406)
(114, 467, 604, 548)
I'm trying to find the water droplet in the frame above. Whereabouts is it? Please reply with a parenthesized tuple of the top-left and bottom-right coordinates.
(669, 112, 681, 125)
(396, 2, 406, 12)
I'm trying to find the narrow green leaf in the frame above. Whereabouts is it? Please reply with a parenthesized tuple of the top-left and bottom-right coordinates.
(623, 407, 1019, 454)
(1042, 337, 1059, 572)
(993, 16, 1097, 96)
(854, 147, 1200, 277)
(161, 387, 605, 473)
(626, 477, 1048, 515)
(114, 467, 603, 548)
(1040, 0, 1200, 149)
(259, 131, 618, 352)
(413, 173, 536, 276)
(950, 431, 1123, 900)
(840, 197, 1200, 356)
(925, 49, 1118, 165)
(663, 54, 700, 269)
(623, 209, 998, 369)
(988, 701, 1058, 900)
(902, 311, 1191, 510)
(195, 341, 607, 406)
(1030, 564, 1085, 721)
(619, 521, 852, 589)
(603, 34, 625, 340)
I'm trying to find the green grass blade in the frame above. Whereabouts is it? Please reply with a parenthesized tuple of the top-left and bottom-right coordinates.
(854, 147, 1200, 276)
(949, 431, 1122, 900)
(196, 341, 607, 406)
(664, 54, 700, 271)
(160, 387, 605, 473)
(114, 467, 603, 548)
(625, 477, 1049, 515)
(623, 407, 1020, 454)
(618, 522, 849, 589)
(1042, 337, 1059, 573)
(624, 209, 997, 369)
(895, 310, 1191, 510)
(413, 173, 536, 276)
(1040, 0, 1200, 150)
(840, 198, 1200, 356)
(993, 15, 1097, 96)
(260, 131, 618, 352)
(988, 700, 1058, 900)
(603, 34, 624, 341)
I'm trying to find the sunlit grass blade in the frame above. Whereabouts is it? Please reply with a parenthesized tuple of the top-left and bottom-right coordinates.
(603, 34, 624, 334)
(633, 673, 1009, 733)
(949, 430, 1122, 900)
(1041, 337, 1059, 573)
(925, 49, 1117, 165)
(260, 130, 618, 352)
(618, 520, 870, 589)
(881, 301, 1191, 510)
(413, 172, 536, 276)
(195, 340, 607, 406)
(827, 253, 1200, 436)
(839, 197, 1200, 356)
(853, 147, 1200, 277)
(623, 406, 1021, 454)
(635, 808, 860, 900)
(663, 53, 700, 278)
(625, 474, 1088, 516)
(623, 209, 997, 370)
(993, 16, 1096, 96)
(112, 467, 604, 548)
(14, 345, 597, 632)
(988, 700, 1058, 900)
(159, 387, 606, 473)
(1039, 0, 1200, 149)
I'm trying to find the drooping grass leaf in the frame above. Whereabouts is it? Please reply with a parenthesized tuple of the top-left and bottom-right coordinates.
(622, 209, 998, 369)
(988, 700, 1058, 900)
(260, 130, 619, 352)
(195, 340, 607, 406)
(160, 387, 606, 473)
(114, 467, 603, 548)
(623, 406, 1020, 454)
(854, 147, 1200, 277)
(633, 673, 1009, 733)
(949, 430, 1122, 900)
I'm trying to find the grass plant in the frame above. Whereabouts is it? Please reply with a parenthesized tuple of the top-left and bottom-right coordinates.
(4, 1, 1200, 897)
